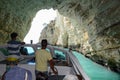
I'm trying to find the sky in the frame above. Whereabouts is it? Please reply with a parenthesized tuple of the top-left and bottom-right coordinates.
(24, 8, 56, 44)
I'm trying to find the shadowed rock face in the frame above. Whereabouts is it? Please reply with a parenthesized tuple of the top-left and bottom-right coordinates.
(0, 0, 120, 72)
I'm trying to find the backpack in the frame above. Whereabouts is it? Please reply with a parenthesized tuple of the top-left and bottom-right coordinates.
(4, 66, 32, 80)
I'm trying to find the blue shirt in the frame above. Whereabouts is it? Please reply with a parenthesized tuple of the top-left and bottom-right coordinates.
(5, 66, 32, 80)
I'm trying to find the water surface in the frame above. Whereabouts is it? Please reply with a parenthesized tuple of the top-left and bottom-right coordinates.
(73, 51, 120, 80)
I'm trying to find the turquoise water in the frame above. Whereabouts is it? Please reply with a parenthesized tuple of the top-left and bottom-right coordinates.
(73, 51, 120, 80)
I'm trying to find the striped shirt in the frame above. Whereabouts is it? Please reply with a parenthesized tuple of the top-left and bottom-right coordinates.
(7, 40, 22, 55)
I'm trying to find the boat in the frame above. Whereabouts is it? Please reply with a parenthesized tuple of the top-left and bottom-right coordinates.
(0, 44, 90, 80)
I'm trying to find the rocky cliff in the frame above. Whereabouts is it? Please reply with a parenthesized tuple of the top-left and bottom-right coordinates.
(40, 0, 120, 72)
(0, 0, 120, 72)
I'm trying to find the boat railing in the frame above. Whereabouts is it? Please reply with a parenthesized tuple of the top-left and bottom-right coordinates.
(67, 51, 90, 80)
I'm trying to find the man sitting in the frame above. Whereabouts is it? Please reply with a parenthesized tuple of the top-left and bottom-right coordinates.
(1, 55, 32, 80)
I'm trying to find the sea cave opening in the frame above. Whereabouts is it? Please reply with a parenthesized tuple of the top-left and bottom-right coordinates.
(24, 8, 57, 44)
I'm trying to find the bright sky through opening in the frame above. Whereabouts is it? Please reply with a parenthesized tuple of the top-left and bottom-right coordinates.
(24, 8, 56, 44)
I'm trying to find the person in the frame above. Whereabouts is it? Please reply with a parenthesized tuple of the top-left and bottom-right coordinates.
(7, 32, 25, 56)
(35, 39, 57, 80)
(20, 47, 28, 55)
(1, 55, 32, 80)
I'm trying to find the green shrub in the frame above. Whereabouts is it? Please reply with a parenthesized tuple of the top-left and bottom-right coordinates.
(108, 58, 117, 69)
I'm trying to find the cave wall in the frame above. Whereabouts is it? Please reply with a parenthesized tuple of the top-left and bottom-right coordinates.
(39, 0, 120, 72)
(62, 0, 120, 64)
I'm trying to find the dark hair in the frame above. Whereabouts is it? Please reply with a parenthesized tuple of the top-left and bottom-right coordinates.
(11, 32, 18, 39)
(41, 39, 47, 47)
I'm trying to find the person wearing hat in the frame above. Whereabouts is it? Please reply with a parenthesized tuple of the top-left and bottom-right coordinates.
(1, 55, 32, 80)
(5, 55, 20, 71)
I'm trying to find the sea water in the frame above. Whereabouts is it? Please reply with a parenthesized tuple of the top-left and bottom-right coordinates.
(73, 51, 120, 80)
